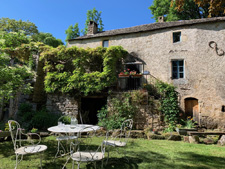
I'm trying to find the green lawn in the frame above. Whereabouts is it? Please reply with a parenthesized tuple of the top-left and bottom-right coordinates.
(1, 136, 225, 169)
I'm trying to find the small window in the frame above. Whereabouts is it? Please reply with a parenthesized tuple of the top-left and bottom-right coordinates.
(173, 32, 181, 43)
(222, 105, 225, 112)
(172, 60, 184, 79)
(102, 40, 109, 47)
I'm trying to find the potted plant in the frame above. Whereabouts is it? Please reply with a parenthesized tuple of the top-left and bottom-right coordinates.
(118, 69, 130, 78)
(130, 71, 142, 78)
(176, 117, 198, 135)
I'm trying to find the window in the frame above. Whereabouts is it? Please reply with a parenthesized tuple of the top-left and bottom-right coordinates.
(172, 60, 184, 79)
(222, 105, 225, 112)
(173, 32, 181, 43)
(102, 40, 109, 47)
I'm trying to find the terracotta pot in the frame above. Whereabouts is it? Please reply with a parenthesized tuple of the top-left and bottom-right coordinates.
(118, 74, 130, 78)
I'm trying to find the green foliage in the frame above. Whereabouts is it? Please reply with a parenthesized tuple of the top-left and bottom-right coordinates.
(30, 128, 38, 133)
(0, 55, 33, 102)
(65, 23, 80, 41)
(97, 93, 136, 130)
(32, 32, 64, 47)
(149, 0, 171, 22)
(81, 7, 104, 35)
(155, 81, 179, 131)
(0, 31, 30, 49)
(149, 0, 208, 22)
(0, 17, 38, 36)
(182, 117, 197, 129)
(41, 45, 127, 96)
(17, 103, 59, 130)
(31, 108, 60, 130)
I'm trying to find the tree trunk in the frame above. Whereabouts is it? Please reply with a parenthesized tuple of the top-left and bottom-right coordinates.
(9, 92, 21, 118)
(0, 97, 4, 121)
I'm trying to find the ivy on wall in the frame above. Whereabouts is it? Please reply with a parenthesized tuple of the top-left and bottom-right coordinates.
(40, 45, 128, 95)
(155, 81, 179, 131)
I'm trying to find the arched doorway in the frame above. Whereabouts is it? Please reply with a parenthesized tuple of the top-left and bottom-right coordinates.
(185, 98, 199, 123)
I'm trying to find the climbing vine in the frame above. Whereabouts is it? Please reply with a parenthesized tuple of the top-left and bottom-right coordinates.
(40, 45, 128, 95)
(155, 81, 179, 131)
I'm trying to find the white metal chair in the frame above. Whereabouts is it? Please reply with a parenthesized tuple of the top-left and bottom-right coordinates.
(104, 119, 133, 161)
(55, 115, 78, 158)
(8, 120, 47, 169)
(63, 126, 107, 169)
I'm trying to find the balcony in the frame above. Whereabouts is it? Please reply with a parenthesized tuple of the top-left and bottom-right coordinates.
(117, 75, 143, 91)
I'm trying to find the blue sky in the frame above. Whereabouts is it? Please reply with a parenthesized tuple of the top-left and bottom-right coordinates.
(0, 0, 155, 43)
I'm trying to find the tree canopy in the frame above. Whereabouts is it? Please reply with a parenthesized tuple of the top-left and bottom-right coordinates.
(65, 23, 80, 41)
(0, 17, 38, 35)
(32, 32, 64, 47)
(149, 0, 225, 22)
(81, 7, 104, 35)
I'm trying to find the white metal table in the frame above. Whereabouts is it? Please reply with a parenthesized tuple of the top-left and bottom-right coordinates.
(48, 124, 100, 158)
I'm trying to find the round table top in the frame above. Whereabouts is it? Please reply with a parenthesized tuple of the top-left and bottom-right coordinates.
(47, 124, 100, 133)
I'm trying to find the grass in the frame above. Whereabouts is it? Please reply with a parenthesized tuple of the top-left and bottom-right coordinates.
(1, 136, 225, 169)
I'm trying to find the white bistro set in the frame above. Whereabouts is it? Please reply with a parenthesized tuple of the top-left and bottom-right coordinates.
(8, 118, 133, 169)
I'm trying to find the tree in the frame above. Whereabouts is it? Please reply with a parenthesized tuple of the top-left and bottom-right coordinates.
(0, 17, 38, 35)
(149, 0, 224, 22)
(175, 0, 225, 17)
(149, 0, 171, 22)
(65, 23, 80, 41)
(0, 31, 33, 118)
(81, 8, 104, 35)
(32, 32, 64, 47)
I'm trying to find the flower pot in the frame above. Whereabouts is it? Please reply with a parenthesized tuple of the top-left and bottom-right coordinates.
(176, 128, 197, 135)
(118, 75, 130, 78)
(131, 74, 142, 78)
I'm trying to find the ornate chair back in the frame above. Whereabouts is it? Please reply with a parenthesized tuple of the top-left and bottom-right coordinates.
(119, 119, 133, 143)
(8, 120, 24, 151)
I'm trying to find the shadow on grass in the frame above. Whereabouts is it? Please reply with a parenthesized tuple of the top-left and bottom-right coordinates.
(175, 151, 225, 169)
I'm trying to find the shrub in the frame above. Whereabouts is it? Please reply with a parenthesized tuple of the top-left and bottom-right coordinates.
(17, 103, 59, 131)
(97, 93, 136, 130)
(31, 108, 60, 130)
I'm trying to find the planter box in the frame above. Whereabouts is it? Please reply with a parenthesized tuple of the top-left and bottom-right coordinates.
(131, 75, 142, 78)
(118, 75, 130, 78)
(176, 128, 198, 135)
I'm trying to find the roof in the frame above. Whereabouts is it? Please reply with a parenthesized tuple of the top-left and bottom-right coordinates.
(69, 17, 225, 41)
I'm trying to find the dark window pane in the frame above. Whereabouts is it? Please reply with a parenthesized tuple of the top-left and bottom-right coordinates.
(179, 67, 183, 72)
(179, 73, 183, 78)
(173, 32, 181, 43)
(103, 40, 109, 47)
(179, 60, 183, 66)
(173, 72, 178, 78)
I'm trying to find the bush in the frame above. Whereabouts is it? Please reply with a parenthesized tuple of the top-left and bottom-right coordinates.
(31, 108, 60, 130)
(97, 94, 136, 130)
(17, 103, 59, 131)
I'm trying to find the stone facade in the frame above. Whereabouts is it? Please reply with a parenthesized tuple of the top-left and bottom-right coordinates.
(46, 94, 79, 116)
(68, 18, 225, 129)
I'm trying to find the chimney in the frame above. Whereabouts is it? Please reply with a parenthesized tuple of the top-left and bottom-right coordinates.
(87, 21, 98, 35)
(158, 16, 164, 22)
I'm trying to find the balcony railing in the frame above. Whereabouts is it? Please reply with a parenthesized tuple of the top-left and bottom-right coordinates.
(117, 75, 143, 91)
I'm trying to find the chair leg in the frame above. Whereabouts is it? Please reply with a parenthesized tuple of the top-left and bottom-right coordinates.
(77, 162, 80, 169)
(62, 156, 71, 169)
(15, 154, 19, 169)
(40, 152, 43, 169)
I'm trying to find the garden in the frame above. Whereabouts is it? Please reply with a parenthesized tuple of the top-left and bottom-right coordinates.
(1, 135, 225, 169)
(1, 18, 225, 169)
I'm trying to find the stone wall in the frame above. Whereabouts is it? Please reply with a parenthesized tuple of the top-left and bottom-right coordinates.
(69, 21, 225, 129)
(46, 94, 79, 116)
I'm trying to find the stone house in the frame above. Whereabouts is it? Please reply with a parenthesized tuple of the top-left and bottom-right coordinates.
(64, 17, 225, 129)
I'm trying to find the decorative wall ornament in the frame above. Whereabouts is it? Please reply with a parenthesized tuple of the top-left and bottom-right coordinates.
(209, 41, 224, 56)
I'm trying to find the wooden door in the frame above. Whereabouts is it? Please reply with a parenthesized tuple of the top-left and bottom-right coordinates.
(185, 99, 199, 123)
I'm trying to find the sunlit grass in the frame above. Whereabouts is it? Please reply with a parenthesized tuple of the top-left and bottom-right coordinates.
(1, 136, 225, 169)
